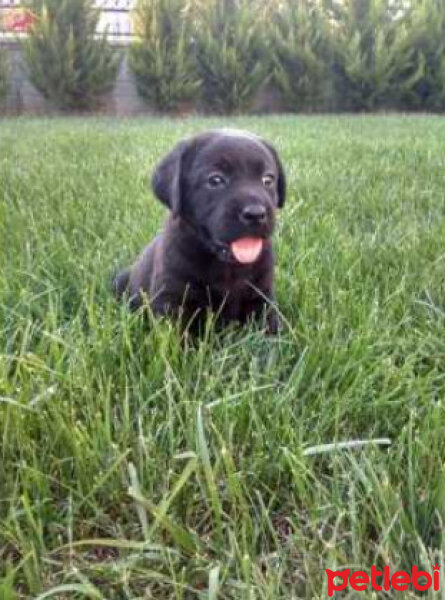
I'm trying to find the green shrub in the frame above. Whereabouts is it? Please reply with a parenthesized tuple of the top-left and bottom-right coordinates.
(270, 0, 331, 112)
(192, 0, 268, 114)
(12, 0, 445, 114)
(404, 0, 445, 110)
(24, 0, 120, 111)
(328, 0, 423, 111)
(129, 0, 199, 112)
(0, 48, 9, 105)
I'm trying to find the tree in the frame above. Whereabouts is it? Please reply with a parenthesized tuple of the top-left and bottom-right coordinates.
(192, 0, 268, 114)
(0, 48, 9, 106)
(327, 0, 423, 110)
(271, 0, 332, 112)
(404, 0, 445, 110)
(24, 0, 120, 111)
(129, 0, 199, 112)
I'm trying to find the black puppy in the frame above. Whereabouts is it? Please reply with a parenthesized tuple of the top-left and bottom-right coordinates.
(113, 129, 286, 334)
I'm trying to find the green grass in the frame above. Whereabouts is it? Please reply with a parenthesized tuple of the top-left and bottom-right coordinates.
(1, 115, 445, 599)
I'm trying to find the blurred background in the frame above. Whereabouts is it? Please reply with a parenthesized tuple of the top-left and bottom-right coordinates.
(0, 0, 444, 116)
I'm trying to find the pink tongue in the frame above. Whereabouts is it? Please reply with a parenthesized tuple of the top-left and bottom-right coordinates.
(230, 237, 264, 264)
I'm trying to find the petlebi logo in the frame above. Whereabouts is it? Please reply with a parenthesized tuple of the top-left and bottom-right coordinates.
(325, 564, 440, 596)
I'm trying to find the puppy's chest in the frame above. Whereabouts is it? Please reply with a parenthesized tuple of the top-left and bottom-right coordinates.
(200, 274, 256, 316)
(210, 276, 249, 298)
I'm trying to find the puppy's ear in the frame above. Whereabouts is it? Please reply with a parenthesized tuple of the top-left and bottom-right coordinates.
(262, 141, 286, 208)
(151, 140, 190, 216)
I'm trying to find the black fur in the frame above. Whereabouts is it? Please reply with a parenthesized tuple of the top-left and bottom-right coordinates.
(113, 129, 286, 334)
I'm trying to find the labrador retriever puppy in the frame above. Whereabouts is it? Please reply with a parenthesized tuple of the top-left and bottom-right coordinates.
(113, 129, 286, 334)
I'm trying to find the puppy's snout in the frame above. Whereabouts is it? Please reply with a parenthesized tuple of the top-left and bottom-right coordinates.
(240, 204, 267, 225)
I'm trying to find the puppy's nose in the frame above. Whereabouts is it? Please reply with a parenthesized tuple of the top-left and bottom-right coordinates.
(240, 204, 267, 225)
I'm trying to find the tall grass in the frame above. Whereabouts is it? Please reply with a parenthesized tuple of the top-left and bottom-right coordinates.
(1, 116, 445, 598)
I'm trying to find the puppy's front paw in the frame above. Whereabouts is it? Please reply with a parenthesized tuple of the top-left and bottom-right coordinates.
(112, 268, 131, 300)
(265, 310, 281, 336)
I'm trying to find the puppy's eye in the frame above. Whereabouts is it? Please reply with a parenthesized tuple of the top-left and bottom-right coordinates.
(262, 174, 275, 188)
(207, 174, 226, 189)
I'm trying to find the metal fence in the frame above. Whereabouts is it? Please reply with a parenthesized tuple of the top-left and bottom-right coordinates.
(0, 0, 137, 44)
(0, 0, 149, 115)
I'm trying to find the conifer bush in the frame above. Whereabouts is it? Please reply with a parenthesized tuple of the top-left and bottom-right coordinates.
(24, 0, 120, 111)
(192, 0, 268, 114)
(129, 0, 199, 112)
(270, 0, 331, 112)
(0, 49, 9, 106)
(404, 0, 445, 110)
(11, 0, 445, 114)
(327, 0, 423, 111)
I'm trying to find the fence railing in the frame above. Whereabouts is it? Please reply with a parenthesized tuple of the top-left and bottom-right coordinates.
(0, 0, 136, 43)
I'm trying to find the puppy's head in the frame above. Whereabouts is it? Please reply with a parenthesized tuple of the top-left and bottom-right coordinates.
(152, 129, 286, 264)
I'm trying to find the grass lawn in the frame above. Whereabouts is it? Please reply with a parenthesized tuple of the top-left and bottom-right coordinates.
(1, 115, 445, 599)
